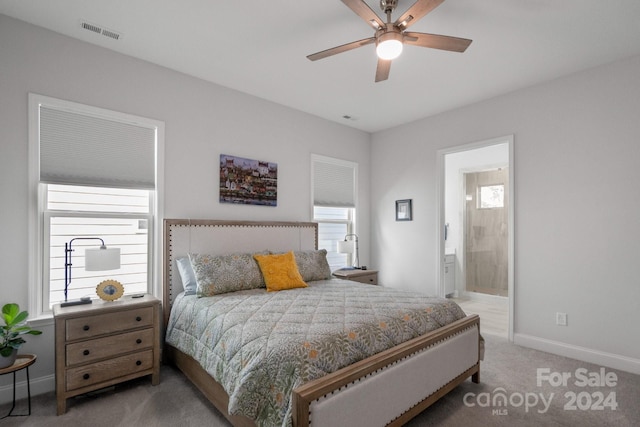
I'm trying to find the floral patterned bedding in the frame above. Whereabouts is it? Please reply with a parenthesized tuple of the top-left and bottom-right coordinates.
(165, 279, 467, 427)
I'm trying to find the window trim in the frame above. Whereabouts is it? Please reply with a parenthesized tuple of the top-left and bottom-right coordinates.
(311, 154, 358, 269)
(28, 94, 165, 319)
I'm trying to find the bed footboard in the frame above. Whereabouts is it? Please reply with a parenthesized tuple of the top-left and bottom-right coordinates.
(167, 316, 480, 427)
(293, 314, 480, 427)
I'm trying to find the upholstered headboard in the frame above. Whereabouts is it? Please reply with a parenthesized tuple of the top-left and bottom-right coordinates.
(163, 219, 318, 324)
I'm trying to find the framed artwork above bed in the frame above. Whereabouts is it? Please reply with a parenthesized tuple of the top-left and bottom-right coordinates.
(219, 154, 278, 206)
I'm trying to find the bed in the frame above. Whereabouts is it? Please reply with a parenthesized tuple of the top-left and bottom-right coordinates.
(163, 219, 481, 427)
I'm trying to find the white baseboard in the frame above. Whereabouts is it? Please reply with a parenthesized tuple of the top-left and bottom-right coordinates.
(514, 333, 640, 375)
(0, 373, 54, 405)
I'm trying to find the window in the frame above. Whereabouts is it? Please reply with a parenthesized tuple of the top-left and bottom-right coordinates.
(44, 185, 151, 306)
(478, 184, 505, 209)
(311, 155, 357, 271)
(29, 94, 164, 317)
(313, 206, 354, 270)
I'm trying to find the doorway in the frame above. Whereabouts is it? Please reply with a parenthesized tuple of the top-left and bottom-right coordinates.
(437, 136, 514, 340)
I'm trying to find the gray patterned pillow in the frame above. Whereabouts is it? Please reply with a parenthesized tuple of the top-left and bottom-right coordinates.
(293, 249, 332, 282)
(189, 252, 266, 297)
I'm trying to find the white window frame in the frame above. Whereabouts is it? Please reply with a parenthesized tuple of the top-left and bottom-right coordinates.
(28, 94, 164, 319)
(311, 154, 358, 270)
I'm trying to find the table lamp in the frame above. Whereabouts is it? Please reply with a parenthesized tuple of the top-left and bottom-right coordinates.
(337, 233, 360, 269)
(62, 237, 120, 307)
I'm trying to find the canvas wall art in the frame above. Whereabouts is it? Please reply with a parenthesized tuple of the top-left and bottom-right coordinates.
(219, 154, 278, 206)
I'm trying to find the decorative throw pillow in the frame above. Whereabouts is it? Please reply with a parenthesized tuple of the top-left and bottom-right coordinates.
(293, 249, 332, 282)
(189, 252, 266, 297)
(176, 257, 197, 296)
(253, 251, 307, 292)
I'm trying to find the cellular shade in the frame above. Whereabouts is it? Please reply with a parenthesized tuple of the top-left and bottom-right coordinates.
(40, 107, 156, 189)
(313, 160, 355, 207)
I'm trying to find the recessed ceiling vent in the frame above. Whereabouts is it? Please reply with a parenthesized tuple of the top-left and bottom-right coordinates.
(80, 20, 122, 40)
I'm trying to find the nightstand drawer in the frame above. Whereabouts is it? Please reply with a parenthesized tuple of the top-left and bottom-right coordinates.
(350, 273, 378, 285)
(66, 328, 154, 366)
(66, 307, 154, 341)
(333, 269, 379, 285)
(66, 349, 153, 391)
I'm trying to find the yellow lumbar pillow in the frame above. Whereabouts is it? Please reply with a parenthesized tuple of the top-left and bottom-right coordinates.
(253, 251, 307, 292)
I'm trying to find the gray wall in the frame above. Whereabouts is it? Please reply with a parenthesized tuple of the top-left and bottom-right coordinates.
(0, 15, 371, 399)
(371, 54, 640, 372)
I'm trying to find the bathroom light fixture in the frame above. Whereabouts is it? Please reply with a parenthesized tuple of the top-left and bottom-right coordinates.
(62, 237, 120, 307)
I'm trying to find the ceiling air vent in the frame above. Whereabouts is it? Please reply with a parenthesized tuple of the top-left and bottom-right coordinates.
(101, 29, 121, 40)
(80, 20, 122, 41)
(81, 21, 102, 35)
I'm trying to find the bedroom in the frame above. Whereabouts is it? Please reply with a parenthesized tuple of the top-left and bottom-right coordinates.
(0, 0, 639, 425)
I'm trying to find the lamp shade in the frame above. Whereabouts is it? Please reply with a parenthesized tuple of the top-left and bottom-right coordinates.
(85, 247, 121, 271)
(337, 240, 355, 254)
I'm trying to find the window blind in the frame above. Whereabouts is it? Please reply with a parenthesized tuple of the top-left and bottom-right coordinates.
(39, 107, 156, 189)
(313, 157, 356, 207)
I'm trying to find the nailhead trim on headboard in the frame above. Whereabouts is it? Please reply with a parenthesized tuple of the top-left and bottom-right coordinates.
(163, 219, 318, 327)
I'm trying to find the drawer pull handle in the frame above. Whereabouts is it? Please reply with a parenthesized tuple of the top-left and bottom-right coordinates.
(83, 373, 90, 380)
(83, 325, 90, 331)
(136, 316, 142, 322)
(136, 339, 142, 344)
(83, 350, 90, 356)
(136, 360, 142, 366)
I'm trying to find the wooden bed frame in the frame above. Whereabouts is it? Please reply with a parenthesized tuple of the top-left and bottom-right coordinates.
(163, 219, 481, 427)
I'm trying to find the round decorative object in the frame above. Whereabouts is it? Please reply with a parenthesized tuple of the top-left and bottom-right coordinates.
(96, 280, 124, 301)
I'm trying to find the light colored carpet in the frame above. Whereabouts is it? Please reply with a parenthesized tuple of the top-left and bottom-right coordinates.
(3, 334, 639, 426)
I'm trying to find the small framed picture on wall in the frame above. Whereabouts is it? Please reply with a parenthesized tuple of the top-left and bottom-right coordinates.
(396, 199, 412, 221)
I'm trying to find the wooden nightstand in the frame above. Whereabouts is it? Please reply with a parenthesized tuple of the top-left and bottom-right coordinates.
(53, 294, 161, 415)
(333, 269, 378, 285)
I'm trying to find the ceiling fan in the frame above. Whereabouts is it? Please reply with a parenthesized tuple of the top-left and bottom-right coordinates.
(307, 0, 472, 82)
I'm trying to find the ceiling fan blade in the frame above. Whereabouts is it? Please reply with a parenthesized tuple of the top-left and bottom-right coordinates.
(307, 37, 375, 61)
(341, 0, 385, 29)
(395, 0, 446, 29)
(404, 32, 472, 52)
(375, 59, 392, 82)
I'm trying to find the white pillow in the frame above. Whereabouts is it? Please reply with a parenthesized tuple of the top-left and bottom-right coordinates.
(176, 257, 197, 296)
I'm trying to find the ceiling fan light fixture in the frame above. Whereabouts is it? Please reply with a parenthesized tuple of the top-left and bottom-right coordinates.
(307, 0, 472, 82)
(376, 31, 403, 60)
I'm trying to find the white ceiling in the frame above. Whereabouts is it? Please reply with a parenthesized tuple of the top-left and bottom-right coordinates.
(2, 0, 640, 133)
